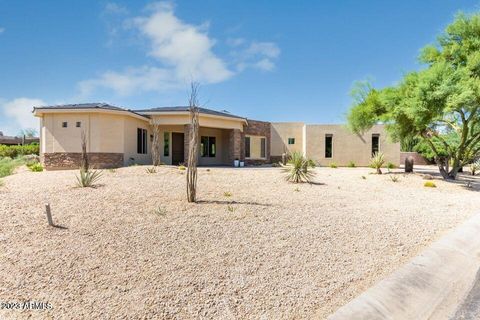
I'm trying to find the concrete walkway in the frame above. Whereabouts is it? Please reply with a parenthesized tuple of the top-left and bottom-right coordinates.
(328, 214, 480, 320)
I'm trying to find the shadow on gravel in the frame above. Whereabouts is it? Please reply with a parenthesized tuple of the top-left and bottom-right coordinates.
(197, 200, 272, 207)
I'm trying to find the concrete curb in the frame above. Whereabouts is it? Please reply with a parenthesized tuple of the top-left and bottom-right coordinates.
(328, 214, 480, 320)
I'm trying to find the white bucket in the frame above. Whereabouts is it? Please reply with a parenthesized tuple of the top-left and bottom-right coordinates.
(234, 160, 240, 167)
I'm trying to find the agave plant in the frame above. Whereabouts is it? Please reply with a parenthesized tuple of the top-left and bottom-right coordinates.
(370, 152, 385, 174)
(283, 151, 316, 183)
(76, 168, 103, 187)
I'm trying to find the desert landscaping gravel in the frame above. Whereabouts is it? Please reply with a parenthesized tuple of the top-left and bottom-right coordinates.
(0, 165, 479, 319)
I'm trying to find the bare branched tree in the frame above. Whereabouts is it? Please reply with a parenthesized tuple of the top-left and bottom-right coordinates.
(80, 130, 89, 172)
(152, 125, 161, 166)
(187, 82, 200, 203)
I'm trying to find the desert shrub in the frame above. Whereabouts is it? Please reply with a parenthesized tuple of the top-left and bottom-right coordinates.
(470, 160, 480, 176)
(347, 161, 356, 168)
(27, 163, 43, 172)
(294, 187, 300, 192)
(389, 175, 399, 182)
(370, 152, 385, 174)
(145, 167, 157, 174)
(224, 191, 232, 197)
(424, 181, 437, 188)
(283, 151, 315, 183)
(387, 162, 396, 170)
(329, 162, 338, 168)
(153, 206, 167, 216)
(307, 159, 317, 168)
(108, 168, 116, 173)
(361, 175, 366, 180)
(0, 144, 39, 158)
(0, 157, 26, 178)
(76, 169, 103, 188)
(178, 165, 186, 171)
(227, 205, 235, 212)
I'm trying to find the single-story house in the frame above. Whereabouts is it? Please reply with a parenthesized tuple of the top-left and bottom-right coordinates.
(0, 131, 39, 145)
(32, 103, 400, 170)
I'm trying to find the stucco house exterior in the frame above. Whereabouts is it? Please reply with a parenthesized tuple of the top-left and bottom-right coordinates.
(33, 103, 400, 170)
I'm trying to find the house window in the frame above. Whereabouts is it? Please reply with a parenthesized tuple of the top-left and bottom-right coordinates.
(288, 138, 295, 145)
(372, 134, 380, 156)
(163, 132, 170, 157)
(62, 122, 68, 128)
(137, 128, 147, 154)
(325, 134, 333, 158)
(245, 136, 267, 159)
(76, 122, 81, 128)
(201, 136, 216, 157)
(260, 138, 266, 158)
(245, 137, 251, 158)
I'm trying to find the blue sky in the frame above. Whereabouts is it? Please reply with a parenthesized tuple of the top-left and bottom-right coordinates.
(0, 0, 479, 135)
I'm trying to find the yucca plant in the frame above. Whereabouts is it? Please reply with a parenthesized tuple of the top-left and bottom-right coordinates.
(76, 168, 103, 188)
(470, 160, 480, 176)
(370, 152, 385, 174)
(283, 151, 315, 183)
(145, 167, 157, 174)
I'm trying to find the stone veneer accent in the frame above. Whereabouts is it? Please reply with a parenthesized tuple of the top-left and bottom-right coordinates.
(243, 119, 271, 165)
(43, 152, 124, 170)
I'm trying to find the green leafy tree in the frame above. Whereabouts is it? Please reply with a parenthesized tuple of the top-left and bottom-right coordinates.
(348, 13, 480, 180)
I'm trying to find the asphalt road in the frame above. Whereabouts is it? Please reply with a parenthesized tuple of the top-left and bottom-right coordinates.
(452, 268, 480, 319)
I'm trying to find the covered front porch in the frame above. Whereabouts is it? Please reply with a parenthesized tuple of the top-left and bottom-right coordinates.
(149, 111, 246, 166)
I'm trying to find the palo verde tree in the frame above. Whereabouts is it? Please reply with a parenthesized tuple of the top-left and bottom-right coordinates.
(348, 13, 480, 180)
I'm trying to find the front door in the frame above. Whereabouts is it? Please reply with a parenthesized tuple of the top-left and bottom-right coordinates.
(171, 132, 185, 165)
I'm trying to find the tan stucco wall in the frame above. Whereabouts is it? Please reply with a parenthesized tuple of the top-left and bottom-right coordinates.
(270, 122, 305, 156)
(39, 112, 152, 166)
(305, 124, 400, 166)
(150, 114, 244, 131)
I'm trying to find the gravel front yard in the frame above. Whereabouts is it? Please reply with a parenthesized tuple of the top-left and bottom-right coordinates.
(0, 165, 479, 319)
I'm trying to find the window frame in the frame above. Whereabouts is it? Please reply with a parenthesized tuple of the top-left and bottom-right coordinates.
(200, 136, 216, 158)
(163, 132, 170, 157)
(288, 137, 295, 145)
(76, 121, 81, 128)
(372, 134, 380, 156)
(245, 135, 267, 160)
(62, 122, 68, 128)
(137, 128, 147, 154)
(325, 134, 333, 158)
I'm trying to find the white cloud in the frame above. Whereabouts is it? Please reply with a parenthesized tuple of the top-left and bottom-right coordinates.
(0, 28, 5, 34)
(81, 1, 233, 97)
(0, 98, 46, 134)
(80, 1, 280, 97)
(104, 2, 128, 15)
(231, 41, 281, 72)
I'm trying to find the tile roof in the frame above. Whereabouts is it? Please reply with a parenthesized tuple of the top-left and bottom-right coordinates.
(136, 106, 245, 120)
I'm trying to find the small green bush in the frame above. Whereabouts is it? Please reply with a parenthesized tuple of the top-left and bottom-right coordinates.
(145, 167, 157, 174)
(0, 144, 39, 158)
(329, 162, 338, 168)
(178, 165, 186, 171)
(224, 191, 232, 197)
(307, 159, 317, 168)
(76, 169, 103, 188)
(347, 161, 356, 168)
(387, 162, 396, 170)
(283, 151, 316, 183)
(153, 206, 167, 216)
(0, 157, 26, 178)
(389, 175, 399, 182)
(370, 152, 385, 174)
(424, 181, 437, 188)
(27, 163, 43, 172)
(227, 205, 235, 212)
(361, 175, 366, 180)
